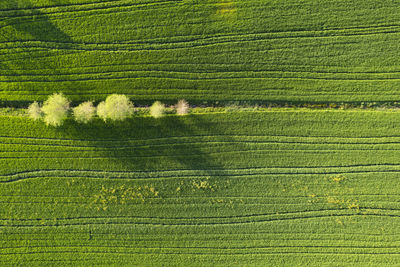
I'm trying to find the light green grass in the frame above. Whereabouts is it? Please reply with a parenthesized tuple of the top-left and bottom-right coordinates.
(3, 0, 400, 103)
(2, 110, 400, 265)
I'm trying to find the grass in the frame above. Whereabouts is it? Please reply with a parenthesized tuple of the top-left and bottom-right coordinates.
(3, 1, 400, 103)
(3, 0, 400, 265)
(3, 109, 400, 265)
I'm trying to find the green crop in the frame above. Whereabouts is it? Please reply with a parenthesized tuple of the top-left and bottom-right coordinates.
(2, 110, 400, 265)
(3, 0, 400, 265)
(3, 1, 400, 104)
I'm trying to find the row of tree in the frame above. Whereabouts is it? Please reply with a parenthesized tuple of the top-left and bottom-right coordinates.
(28, 93, 189, 127)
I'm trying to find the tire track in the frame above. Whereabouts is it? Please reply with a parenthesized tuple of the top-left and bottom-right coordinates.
(4, 67, 400, 77)
(0, 0, 170, 12)
(2, 194, 400, 199)
(4, 138, 400, 150)
(5, 230, 399, 237)
(0, 146, 399, 159)
(2, 26, 400, 58)
(4, 133, 400, 142)
(1, 29, 399, 56)
(4, 74, 400, 83)
(3, 244, 400, 251)
(3, 164, 400, 181)
(0, 0, 180, 19)
(4, 147, 400, 155)
(0, 237, 387, 243)
(4, 251, 400, 257)
(2, 69, 400, 84)
(0, 209, 397, 227)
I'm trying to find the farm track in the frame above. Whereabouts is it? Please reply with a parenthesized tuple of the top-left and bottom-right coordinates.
(2, 111, 400, 264)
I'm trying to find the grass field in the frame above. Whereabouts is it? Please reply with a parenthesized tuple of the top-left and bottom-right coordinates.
(4, 0, 400, 103)
(3, 0, 400, 265)
(3, 110, 400, 265)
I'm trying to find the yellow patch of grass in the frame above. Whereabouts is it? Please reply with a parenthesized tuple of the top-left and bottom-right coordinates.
(216, 1, 236, 18)
(347, 201, 360, 212)
(93, 184, 160, 211)
(327, 197, 342, 205)
(331, 174, 345, 183)
(192, 179, 216, 191)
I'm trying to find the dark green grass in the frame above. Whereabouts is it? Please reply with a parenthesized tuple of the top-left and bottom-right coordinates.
(3, 0, 400, 103)
(3, 110, 400, 265)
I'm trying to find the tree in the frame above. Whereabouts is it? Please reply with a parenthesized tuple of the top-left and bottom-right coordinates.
(150, 101, 165, 118)
(175, 99, 189, 115)
(97, 94, 134, 121)
(27, 101, 43, 120)
(41, 93, 70, 127)
(73, 101, 96, 123)
(96, 101, 107, 121)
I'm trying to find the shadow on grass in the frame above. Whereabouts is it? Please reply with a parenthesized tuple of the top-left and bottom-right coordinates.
(0, 0, 73, 42)
(55, 113, 232, 179)
(0, 0, 79, 107)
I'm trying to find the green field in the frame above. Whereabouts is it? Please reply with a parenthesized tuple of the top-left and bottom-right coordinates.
(3, 0, 400, 103)
(3, 110, 400, 265)
(4, 0, 400, 265)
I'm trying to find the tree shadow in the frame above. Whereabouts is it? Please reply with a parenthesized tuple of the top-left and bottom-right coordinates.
(0, 0, 72, 42)
(0, 0, 75, 106)
(59, 114, 232, 178)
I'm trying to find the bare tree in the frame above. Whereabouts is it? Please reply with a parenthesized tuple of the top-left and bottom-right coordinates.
(175, 99, 189, 115)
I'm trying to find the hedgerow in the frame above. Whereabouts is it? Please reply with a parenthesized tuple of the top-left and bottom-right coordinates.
(27, 94, 193, 126)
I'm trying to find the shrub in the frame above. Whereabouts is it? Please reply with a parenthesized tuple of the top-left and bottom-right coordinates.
(175, 99, 189, 115)
(97, 94, 134, 121)
(27, 101, 43, 120)
(150, 101, 165, 118)
(41, 93, 70, 126)
(73, 101, 96, 123)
